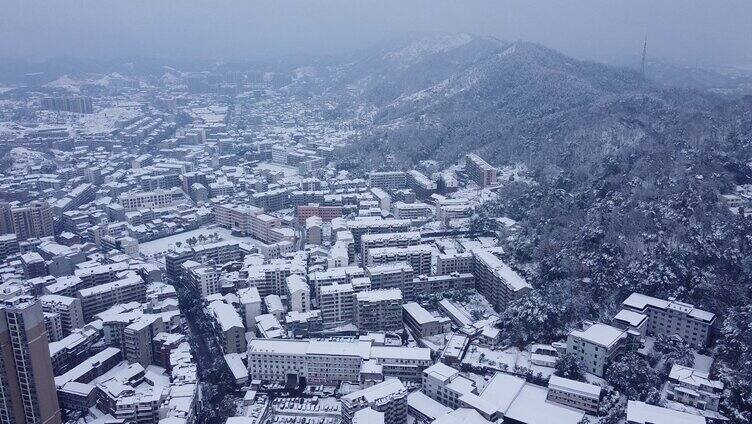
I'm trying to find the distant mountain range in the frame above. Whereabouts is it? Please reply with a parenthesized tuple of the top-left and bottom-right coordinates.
(318, 33, 751, 172)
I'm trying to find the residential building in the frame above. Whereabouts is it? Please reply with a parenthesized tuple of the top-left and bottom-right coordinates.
(472, 250, 531, 310)
(621, 293, 716, 347)
(546, 375, 601, 414)
(666, 364, 723, 412)
(354, 289, 403, 333)
(0, 296, 62, 424)
(342, 379, 408, 424)
(465, 154, 497, 187)
(566, 322, 640, 377)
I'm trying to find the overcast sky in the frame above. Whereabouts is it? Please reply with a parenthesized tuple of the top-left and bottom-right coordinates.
(2, 0, 751, 67)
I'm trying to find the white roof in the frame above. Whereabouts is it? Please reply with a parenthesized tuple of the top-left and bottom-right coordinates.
(472, 250, 531, 292)
(548, 375, 601, 399)
(352, 407, 384, 424)
(423, 362, 460, 382)
(223, 353, 248, 381)
(402, 302, 436, 325)
(622, 293, 715, 323)
(343, 378, 406, 403)
(433, 409, 492, 424)
(570, 323, 627, 348)
(627, 400, 706, 424)
(355, 288, 402, 303)
(207, 301, 244, 331)
(504, 383, 585, 424)
(479, 372, 526, 413)
(669, 364, 723, 391)
(613, 309, 648, 327)
(408, 391, 452, 419)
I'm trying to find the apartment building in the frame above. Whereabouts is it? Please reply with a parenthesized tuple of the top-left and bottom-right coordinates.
(0, 234, 19, 259)
(207, 301, 247, 354)
(354, 289, 403, 333)
(117, 188, 186, 211)
(74, 262, 130, 288)
(436, 252, 474, 275)
(39, 294, 85, 336)
(238, 287, 262, 329)
(10, 201, 54, 240)
(666, 364, 723, 411)
(366, 262, 415, 301)
(346, 218, 411, 247)
(309, 266, 366, 299)
(285, 275, 310, 313)
(368, 172, 407, 191)
(620, 293, 716, 347)
(546, 375, 602, 414)
(0, 296, 62, 424)
(247, 339, 431, 385)
(465, 154, 497, 187)
(297, 204, 343, 226)
(251, 187, 291, 212)
(77, 275, 147, 321)
(184, 263, 220, 298)
(341, 379, 408, 424)
(412, 273, 474, 297)
(44, 312, 64, 342)
(213, 203, 265, 235)
(566, 322, 640, 377)
(472, 250, 531, 310)
(246, 259, 307, 297)
(164, 240, 247, 282)
(407, 170, 437, 198)
(41, 96, 93, 113)
(319, 283, 355, 328)
(403, 302, 451, 338)
(392, 202, 434, 221)
(285, 310, 323, 337)
(360, 231, 421, 263)
(421, 362, 477, 409)
(305, 217, 323, 245)
(123, 315, 165, 367)
(367, 244, 433, 277)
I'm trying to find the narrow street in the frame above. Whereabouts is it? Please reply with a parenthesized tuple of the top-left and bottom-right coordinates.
(175, 278, 240, 424)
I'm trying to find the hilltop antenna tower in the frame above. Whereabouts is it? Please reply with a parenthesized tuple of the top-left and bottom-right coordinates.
(640, 36, 647, 80)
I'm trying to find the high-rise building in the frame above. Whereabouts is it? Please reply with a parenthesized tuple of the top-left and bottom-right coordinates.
(465, 154, 497, 187)
(0, 296, 62, 424)
(10, 202, 54, 241)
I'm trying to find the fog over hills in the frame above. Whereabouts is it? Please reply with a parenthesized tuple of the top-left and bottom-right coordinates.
(315, 34, 750, 173)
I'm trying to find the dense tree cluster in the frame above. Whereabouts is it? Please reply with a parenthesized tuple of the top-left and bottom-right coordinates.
(715, 305, 752, 424)
(605, 353, 660, 401)
(498, 289, 565, 345)
(553, 352, 586, 382)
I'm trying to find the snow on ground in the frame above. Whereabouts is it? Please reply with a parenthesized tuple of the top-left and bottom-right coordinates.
(3, 147, 51, 171)
(497, 163, 535, 185)
(457, 292, 497, 321)
(75, 106, 142, 134)
(421, 332, 451, 353)
(385, 33, 473, 63)
(693, 353, 713, 372)
(450, 184, 499, 207)
(138, 225, 249, 257)
(253, 162, 300, 177)
(44, 75, 81, 92)
(462, 344, 556, 379)
(463, 344, 520, 371)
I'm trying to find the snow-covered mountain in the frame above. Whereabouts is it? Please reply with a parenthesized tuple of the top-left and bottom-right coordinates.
(329, 34, 749, 172)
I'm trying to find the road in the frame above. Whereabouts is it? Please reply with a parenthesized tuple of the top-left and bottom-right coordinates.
(175, 276, 240, 424)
